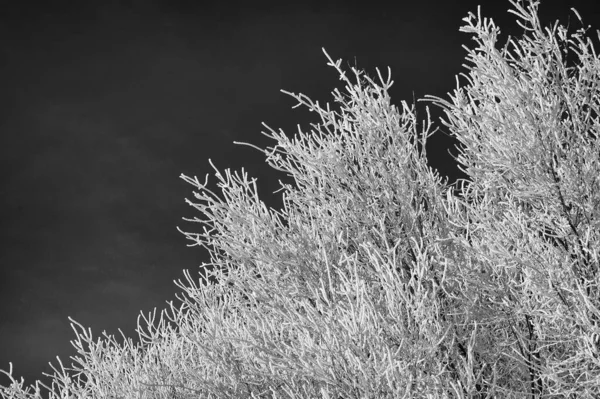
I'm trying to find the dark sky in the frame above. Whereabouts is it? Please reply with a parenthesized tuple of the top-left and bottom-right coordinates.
(1, 0, 598, 395)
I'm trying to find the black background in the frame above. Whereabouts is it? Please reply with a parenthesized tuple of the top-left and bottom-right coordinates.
(1, 0, 598, 395)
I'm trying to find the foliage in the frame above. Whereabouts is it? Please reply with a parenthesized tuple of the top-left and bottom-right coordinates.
(1, 0, 599, 397)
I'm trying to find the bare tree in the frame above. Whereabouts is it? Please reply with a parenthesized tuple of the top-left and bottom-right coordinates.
(1, 1, 599, 398)
(424, 1, 600, 396)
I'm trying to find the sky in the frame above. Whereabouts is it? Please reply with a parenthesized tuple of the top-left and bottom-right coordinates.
(0, 0, 598, 396)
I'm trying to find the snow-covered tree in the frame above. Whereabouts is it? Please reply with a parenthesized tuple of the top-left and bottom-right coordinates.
(1, 0, 598, 397)
(422, 1, 600, 396)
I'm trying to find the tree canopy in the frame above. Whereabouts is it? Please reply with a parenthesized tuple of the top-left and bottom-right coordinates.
(2, 0, 599, 397)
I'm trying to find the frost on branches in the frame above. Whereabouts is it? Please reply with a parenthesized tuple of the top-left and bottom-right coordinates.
(1, 0, 599, 398)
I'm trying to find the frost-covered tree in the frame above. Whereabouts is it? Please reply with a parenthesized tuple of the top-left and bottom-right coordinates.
(1, 0, 599, 397)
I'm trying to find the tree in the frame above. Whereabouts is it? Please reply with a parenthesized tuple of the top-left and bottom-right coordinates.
(423, 1, 600, 396)
(1, 0, 599, 397)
